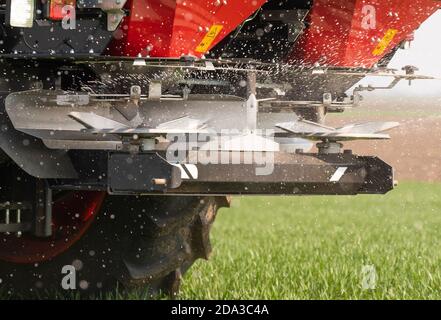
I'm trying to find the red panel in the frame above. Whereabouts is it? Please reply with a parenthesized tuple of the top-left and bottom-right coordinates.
(108, 0, 176, 57)
(288, 0, 441, 68)
(108, 0, 266, 57)
(49, 0, 76, 20)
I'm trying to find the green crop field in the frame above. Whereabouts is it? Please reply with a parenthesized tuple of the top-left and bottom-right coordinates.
(178, 182, 441, 300)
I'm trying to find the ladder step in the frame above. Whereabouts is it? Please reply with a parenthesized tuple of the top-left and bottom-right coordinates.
(0, 202, 32, 210)
(0, 202, 32, 234)
(0, 222, 32, 233)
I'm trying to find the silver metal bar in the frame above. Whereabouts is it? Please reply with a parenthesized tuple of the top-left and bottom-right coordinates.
(16, 209, 22, 237)
(34, 181, 53, 238)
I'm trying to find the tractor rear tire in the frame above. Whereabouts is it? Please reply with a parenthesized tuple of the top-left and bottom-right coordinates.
(0, 194, 229, 299)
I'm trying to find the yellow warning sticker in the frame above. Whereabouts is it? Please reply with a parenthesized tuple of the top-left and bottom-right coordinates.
(195, 25, 224, 53)
(372, 29, 398, 56)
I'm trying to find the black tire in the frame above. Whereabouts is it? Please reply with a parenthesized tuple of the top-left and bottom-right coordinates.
(0, 194, 229, 299)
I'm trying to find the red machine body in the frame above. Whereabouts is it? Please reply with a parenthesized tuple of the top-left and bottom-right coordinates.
(108, 0, 267, 57)
(108, 0, 440, 69)
(288, 0, 441, 67)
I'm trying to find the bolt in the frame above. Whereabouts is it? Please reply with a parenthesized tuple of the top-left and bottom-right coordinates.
(152, 178, 167, 186)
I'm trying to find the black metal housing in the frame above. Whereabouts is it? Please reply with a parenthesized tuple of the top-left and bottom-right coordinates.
(49, 151, 394, 196)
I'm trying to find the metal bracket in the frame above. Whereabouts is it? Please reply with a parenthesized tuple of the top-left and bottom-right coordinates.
(148, 81, 162, 101)
(246, 72, 258, 132)
(108, 153, 182, 193)
(34, 180, 53, 238)
(107, 9, 126, 32)
(77, 0, 127, 31)
(317, 141, 343, 154)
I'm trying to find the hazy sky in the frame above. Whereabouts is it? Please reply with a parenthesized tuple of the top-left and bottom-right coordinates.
(355, 10, 441, 96)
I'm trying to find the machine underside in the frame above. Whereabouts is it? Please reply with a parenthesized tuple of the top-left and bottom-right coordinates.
(0, 58, 400, 194)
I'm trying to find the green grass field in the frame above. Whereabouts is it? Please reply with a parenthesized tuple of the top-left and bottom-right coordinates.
(179, 182, 441, 299)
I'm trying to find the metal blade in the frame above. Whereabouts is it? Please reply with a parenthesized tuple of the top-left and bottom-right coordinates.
(276, 119, 335, 134)
(156, 116, 207, 131)
(69, 112, 129, 130)
(276, 119, 398, 141)
(336, 121, 400, 134)
(114, 101, 140, 121)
